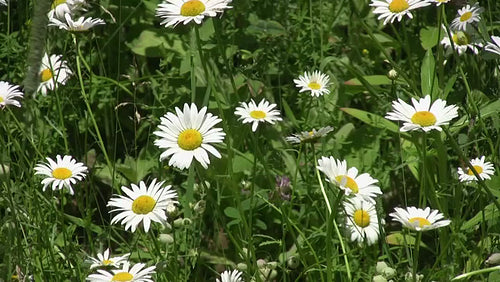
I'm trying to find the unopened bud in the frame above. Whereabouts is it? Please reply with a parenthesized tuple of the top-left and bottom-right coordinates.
(158, 233, 174, 244)
(486, 253, 500, 265)
(373, 275, 388, 282)
(387, 69, 398, 80)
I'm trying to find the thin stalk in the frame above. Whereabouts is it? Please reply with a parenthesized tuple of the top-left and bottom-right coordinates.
(412, 232, 422, 282)
(190, 27, 197, 103)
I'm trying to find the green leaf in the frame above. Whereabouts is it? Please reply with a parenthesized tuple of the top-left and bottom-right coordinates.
(386, 232, 430, 249)
(461, 203, 499, 230)
(126, 29, 186, 57)
(247, 15, 286, 38)
(64, 214, 103, 234)
(451, 99, 500, 133)
(344, 75, 392, 86)
(340, 107, 410, 138)
(224, 207, 241, 220)
(420, 26, 440, 50)
(421, 50, 439, 97)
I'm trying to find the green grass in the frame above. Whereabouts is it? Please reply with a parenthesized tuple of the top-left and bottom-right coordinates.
(1, 0, 500, 281)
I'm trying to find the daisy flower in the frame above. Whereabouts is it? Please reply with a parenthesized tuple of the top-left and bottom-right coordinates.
(37, 53, 72, 96)
(317, 156, 382, 203)
(457, 156, 495, 182)
(34, 155, 88, 195)
(216, 269, 244, 282)
(156, 0, 232, 28)
(293, 70, 331, 97)
(450, 3, 483, 31)
(385, 95, 458, 132)
(285, 126, 334, 144)
(0, 0, 6, 6)
(0, 81, 23, 108)
(86, 262, 155, 282)
(485, 36, 500, 56)
(89, 249, 130, 269)
(428, 0, 450, 6)
(441, 28, 482, 55)
(49, 13, 105, 32)
(369, 0, 430, 25)
(107, 178, 178, 232)
(234, 99, 282, 132)
(48, 0, 87, 19)
(344, 197, 380, 245)
(390, 206, 451, 231)
(153, 103, 226, 170)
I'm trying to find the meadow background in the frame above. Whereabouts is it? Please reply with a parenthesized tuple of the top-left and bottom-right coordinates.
(1, 0, 500, 281)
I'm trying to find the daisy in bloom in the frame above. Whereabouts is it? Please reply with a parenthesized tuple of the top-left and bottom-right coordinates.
(385, 95, 459, 132)
(86, 262, 156, 282)
(317, 156, 382, 203)
(285, 126, 334, 144)
(344, 197, 380, 245)
(485, 36, 500, 56)
(156, 0, 232, 28)
(107, 178, 178, 232)
(48, 0, 87, 19)
(153, 103, 225, 170)
(390, 206, 451, 231)
(369, 0, 430, 25)
(450, 3, 483, 31)
(0, 0, 6, 6)
(293, 70, 331, 97)
(37, 53, 72, 96)
(89, 249, 130, 269)
(216, 269, 244, 282)
(441, 28, 482, 55)
(49, 13, 105, 31)
(0, 81, 23, 108)
(457, 156, 495, 182)
(428, 0, 450, 6)
(34, 155, 88, 195)
(234, 99, 282, 132)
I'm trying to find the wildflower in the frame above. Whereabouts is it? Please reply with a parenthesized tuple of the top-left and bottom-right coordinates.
(450, 3, 483, 31)
(48, 0, 87, 19)
(107, 178, 178, 232)
(49, 13, 105, 31)
(485, 36, 500, 56)
(428, 0, 450, 6)
(390, 206, 451, 231)
(234, 99, 282, 132)
(153, 103, 225, 170)
(37, 53, 72, 96)
(216, 269, 244, 282)
(86, 262, 156, 282)
(293, 70, 331, 97)
(0, 81, 23, 108)
(457, 156, 495, 182)
(369, 0, 430, 25)
(272, 175, 291, 201)
(441, 28, 482, 55)
(385, 95, 458, 132)
(344, 197, 380, 245)
(317, 156, 382, 203)
(156, 0, 232, 28)
(34, 155, 88, 195)
(89, 249, 130, 269)
(0, 0, 6, 6)
(285, 126, 333, 144)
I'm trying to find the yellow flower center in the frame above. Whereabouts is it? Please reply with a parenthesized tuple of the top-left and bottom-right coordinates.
(180, 0, 206, 17)
(335, 175, 359, 193)
(460, 11, 472, 22)
(0, 97, 4, 103)
(41, 69, 53, 82)
(112, 272, 133, 281)
(308, 82, 321, 90)
(354, 209, 370, 228)
(177, 129, 203, 150)
(250, 110, 266, 119)
(388, 0, 409, 13)
(102, 259, 113, 266)
(408, 217, 431, 228)
(132, 195, 156, 215)
(467, 165, 483, 176)
(452, 31, 470, 46)
(52, 167, 72, 180)
(308, 131, 314, 136)
(411, 111, 437, 127)
(51, 0, 66, 9)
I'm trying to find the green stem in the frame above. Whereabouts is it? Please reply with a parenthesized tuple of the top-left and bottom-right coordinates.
(412, 232, 422, 282)
(190, 27, 197, 103)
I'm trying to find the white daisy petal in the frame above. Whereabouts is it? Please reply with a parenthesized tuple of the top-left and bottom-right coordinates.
(390, 206, 451, 231)
(156, 0, 232, 28)
(34, 155, 88, 195)
(0, 81, 24, 108)
(216, 269, 244, 282)
(88, 249, 130, 269)
(457, 156, 495, 183)
(293, 70, 331, 97)
(36, 53, 73, 96)
(86, 262, 155, 281)
(369, 0, 431, 25)
(344, 197, 381, 245)
(107, 179, 178, 233)
(234, 99, 282, 132)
